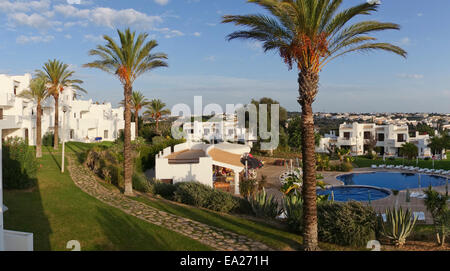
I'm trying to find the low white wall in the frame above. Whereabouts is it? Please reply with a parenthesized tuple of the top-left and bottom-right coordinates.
(155, 157, 213, 187)
(3, 230, 33, 251)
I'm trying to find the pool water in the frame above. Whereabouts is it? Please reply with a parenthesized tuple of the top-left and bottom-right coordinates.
(337, 172, 448, 191)
(317, 186, 390, 202)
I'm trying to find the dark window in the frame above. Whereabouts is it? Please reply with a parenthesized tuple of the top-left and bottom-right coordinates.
(70, 130, 74, 139)
(343, 132, 351, 140)
(104, 130, 109, 139)
(378, 133, 385, 142)
(398, 134, 406, 142)
(364, 132, 372, 140)
(0, 108, 3, 120)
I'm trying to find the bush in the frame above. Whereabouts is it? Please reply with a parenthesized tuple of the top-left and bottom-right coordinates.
(42, 132, 56, 147)
(317, 201, 378, 247)
(132, 173, 153, 194)
(173, 182, 212, 207)
(171, 182, 239, 213)
(206, 190, 237, 213)
(3, 137, 38, 189)
(153, 181, 177, 200)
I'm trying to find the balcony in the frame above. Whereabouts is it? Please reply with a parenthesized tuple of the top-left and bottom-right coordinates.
(0, 115, 22, 129)
(0, 93, 16, 107)
(338, 137, 357, 146)
(78, 118, 98, 129)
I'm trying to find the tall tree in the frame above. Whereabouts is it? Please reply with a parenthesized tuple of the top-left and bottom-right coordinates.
(121, 91, 150, 137)
(36, 59, 85, 150)
(145, 99, 171, 134)
(83, 28, 168, 196)
(17, 76, 49, 158)
(223, 0, 406, 250)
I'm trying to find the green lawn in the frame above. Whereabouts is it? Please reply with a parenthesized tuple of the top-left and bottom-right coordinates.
(354, 157, 450, 170)
(3, 145, 210, 251)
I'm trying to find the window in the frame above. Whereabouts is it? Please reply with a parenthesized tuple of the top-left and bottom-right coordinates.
(343, 132, 351, 140)
(70, 130, 74, 139)
(397, 134, 406, 142)
(364, 132, 372, 140)
(228, 129, 234, 136)
(378, 133, 385, 142)
(0, 108, 3, 120)
(74, 113, 76, 118)
(104, 130, 109, 139)
(204, 129, 210, 135)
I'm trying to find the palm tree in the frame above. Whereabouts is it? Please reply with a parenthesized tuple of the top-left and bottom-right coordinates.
(145, 99, 171, 134)
(17, 76, 49, 158)
(83, 28, 168, 196)
(36, 59, 85, 150)
(121, 91, 150, 137)
(223, 0, 406, 250)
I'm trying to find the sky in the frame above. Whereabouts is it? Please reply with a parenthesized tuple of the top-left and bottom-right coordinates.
(0, 0, 449, 113)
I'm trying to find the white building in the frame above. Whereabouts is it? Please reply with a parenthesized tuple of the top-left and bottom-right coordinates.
(318, 122, 432, 158)
(182, 116, 257, 147)
(155, 142, 250, 195)
(0, 73, 135, 145)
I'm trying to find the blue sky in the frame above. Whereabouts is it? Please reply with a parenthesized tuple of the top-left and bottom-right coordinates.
(0, 0, 449, 113)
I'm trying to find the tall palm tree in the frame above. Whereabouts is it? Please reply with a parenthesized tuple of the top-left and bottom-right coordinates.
(223, 0, 406, 251)
(17, 76, 49, 158)
(145, 99, 171, 134)
(36, 59, 85, 150)
(83, 28, 168, 196)
(121, 91, 150, 137)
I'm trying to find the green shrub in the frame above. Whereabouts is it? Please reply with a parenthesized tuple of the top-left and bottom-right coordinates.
(249, 189, 282, 219)
(380, 207, 417, 247)
(42, 132, 54, 146)
(283, 194, 303, 232)
(132, 173, 153, 194)
(3, 137, 38, 189)
(231, 197, 254, 215)
(206, 190, 237, 213)
(317, 201, 378, 247)
(174, 182, 212, 207)
(153, 181, 177, 200)
(239, 178, 258, 198)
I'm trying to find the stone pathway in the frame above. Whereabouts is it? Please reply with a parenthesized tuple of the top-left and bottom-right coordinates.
(67, 155, 271, 251)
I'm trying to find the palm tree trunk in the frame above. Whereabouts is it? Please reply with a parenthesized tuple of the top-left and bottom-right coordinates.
(123, 85, 134, 196)
(134, 110, 139, 138)
(53, 94, 59, 150)
(298, 70, 320, 251)
(36, 104, 42, 158)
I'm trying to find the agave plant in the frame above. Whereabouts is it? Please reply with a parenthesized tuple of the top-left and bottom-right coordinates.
(249, 188, 283, 219)
(381, 207, 417, 247)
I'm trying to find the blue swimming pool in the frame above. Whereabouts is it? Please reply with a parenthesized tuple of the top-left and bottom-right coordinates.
(317, 186, 390, 202)
(337, 172, 448, 191)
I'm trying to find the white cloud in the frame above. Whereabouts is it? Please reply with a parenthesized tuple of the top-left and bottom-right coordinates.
(395, 37, 411, 46)
(204, 56, 216, 62)
(16, 34, 54, 44)
(84, 34, 103, 42)
(0, 0, 50, 13)
(193, 32, 201, 37)
(8, 12, 55, 29)
(154, 0, 169, 6)
(54, 5, 163, 30)
(397, 73, 424, 80)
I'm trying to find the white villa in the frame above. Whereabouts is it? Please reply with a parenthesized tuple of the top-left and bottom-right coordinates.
(317, 122, 432, 158)
(155, 141, 250, 195)
(0, 73, 135, 145)
(182, 115, 257, 147)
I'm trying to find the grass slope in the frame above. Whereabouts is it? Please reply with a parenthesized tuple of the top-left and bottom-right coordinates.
(3, 146, 210, 251)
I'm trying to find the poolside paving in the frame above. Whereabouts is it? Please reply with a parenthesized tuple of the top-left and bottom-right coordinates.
(67, 155, 272, 251)
(259, 163, 449, 224)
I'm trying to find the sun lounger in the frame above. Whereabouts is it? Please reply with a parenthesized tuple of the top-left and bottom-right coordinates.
(386, 165, 394, 169)
(381, 213, 387, 222)
(379, 164, 386, 169)
(395, 165, 402, 169)
(418, 168, 426, 173)
(371, 165, 378, 169)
